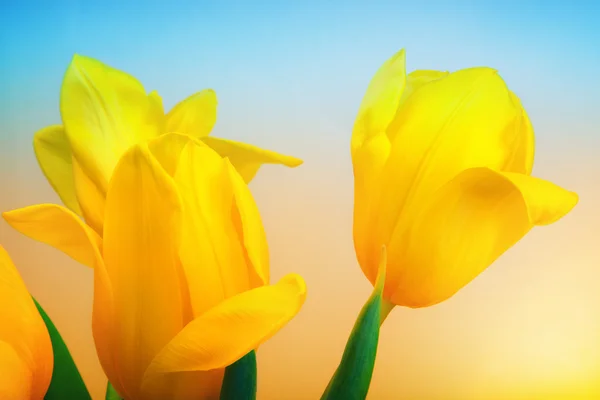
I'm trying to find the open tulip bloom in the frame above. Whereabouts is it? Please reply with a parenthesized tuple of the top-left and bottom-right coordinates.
(1, 48, 580, 400)
(321, 49, 578, 399)
(2, 55, 306, 399)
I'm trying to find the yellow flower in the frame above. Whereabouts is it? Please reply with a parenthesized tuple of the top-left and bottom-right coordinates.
(0, 246, 53, 400)
(351, 49, 578, 309)
(4, 135, 306, 399)
(33, 54, 302, 235)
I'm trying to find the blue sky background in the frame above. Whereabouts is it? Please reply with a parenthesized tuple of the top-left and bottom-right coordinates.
(1, 1, 598, 154)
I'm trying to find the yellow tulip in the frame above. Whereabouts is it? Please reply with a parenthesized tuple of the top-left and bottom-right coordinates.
(351, 49, 578, 310)
(0, 246, 53, 400)
(33, 54, 302, 235)
(4, 135, 306, 399)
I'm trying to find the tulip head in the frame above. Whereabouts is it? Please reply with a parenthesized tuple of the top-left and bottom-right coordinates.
(0, 246, 53, 400)
(4, 135, 307, 400)
(351, 49, 577, 308)
(32, 55, 302, 237)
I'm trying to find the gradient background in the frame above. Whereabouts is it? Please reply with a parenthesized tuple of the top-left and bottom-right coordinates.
(1, 1, 599, 399)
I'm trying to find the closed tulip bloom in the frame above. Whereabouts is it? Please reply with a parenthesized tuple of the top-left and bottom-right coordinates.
(4, 136, 306, 399)
(351, 50, 578, 309)
(0, 246, 53, 400)
(31, 54, 301, 236)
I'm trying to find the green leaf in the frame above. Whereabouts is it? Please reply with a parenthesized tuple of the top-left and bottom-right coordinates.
(219, 350, 257, 400)
(320, 247, 388, 400)
(33, 297, 91, 400)
(105, 381, 123, 400)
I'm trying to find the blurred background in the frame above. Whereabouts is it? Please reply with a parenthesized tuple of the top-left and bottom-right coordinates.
(1, 1, 599, 399)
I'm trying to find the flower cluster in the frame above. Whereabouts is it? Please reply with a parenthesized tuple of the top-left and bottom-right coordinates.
(0, 50, 577, 400)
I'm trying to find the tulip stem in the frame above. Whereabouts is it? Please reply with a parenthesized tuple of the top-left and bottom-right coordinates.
(220, 350, 257, 400)
(33, 297, 92, 400)
(105, 382, 123, 400)
(320, 247, 388, 400)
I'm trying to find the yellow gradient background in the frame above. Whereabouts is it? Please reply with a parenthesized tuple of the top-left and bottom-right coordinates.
(1, 1, 599, 399)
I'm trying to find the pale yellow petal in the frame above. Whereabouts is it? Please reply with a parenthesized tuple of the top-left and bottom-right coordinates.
(33, 125, 81, 215)
(0, 247, 52, 399)
(351, 48, 406, 153)
(60, 54, 163, 194)
(166, 89, 217, 137)
(2, 204, 102, 268)
(173, 140, 251, 317)
(72, 157, 106, 235)
(143, 274, 306, 384)
(201, 136, 303, 183)
(103, 143, 184, 397)
(226, 160, 270, 286)
(386, 168, 578, 307)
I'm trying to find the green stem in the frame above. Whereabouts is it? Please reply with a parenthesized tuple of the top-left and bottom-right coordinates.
(219, 350, 257, 400)
(33, 298, 91, 400)
(105, 382, 123, 400)
(321, 247, 388, 400)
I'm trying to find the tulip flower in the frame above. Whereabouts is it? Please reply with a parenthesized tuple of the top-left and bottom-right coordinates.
(4, 135, 307, 399)
(351, 49, 578, 310)
(32, 54, 302, 236)
(322, 49, 579, 400)
(0, 246, 53, 400)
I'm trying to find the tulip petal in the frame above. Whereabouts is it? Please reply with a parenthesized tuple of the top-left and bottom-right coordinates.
(2, 204, 102, 268)
(387, 168, 578, 307)
(398, 70, 449, 106)
(91, 248, 124, 399)
(173, 140, 251, 316)
(0, 246, 52, 400)
(352, 133, 391, 283)
(200, 136, 303, 183)
(143, 274, 306, 381)
(33, 125, 81, 215)
(60, 54, 163, 194)
(503, 91, 535, 175)
(370, 68, 525, 287)
(149, 90, 165, 116)
(166, 89, 218, 137)
(149, 90, 167, 135)
(147, 132, 194, 177)
(351, 49, 406, 153)
(72, 158, 106, 235)
(0, 341, 33, 400)
(103, 143, 184, 397)
(226, 160, 270, 287)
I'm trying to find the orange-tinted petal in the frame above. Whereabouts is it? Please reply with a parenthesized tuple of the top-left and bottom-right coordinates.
(103, 143, 184, 397)
(143, 274, 306, 387)
(0, 246, 53, 399)
(2, 204, 102, 268)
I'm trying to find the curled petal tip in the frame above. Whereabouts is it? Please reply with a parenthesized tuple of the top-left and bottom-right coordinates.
(280, 273, 307, 295)
(285, 156, 304, 168)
